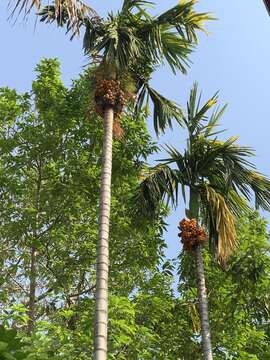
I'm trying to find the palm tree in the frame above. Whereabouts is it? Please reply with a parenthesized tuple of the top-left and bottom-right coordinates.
(135, 83, 270, 360)
(21, 1, 211, 358)
(80, 5, 211, 359)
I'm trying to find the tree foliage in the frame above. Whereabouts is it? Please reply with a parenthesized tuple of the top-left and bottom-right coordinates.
(0, 60, 269, 359)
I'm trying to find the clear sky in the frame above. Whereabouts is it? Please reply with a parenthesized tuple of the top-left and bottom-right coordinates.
(1, 1, 270, 260)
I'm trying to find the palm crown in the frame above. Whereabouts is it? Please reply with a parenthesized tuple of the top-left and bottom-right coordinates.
(39, 0, 212, 133)
(136, 83, 270, 260)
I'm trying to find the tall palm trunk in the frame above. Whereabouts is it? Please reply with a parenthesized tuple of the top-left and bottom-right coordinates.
(195, 245, 213, 360)
(94, 106, 114, 360)
(189, 188, 213, 360)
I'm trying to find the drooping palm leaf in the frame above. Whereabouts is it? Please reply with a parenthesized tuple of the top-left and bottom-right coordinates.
(9, 0, 39, 15)
(233, 169, 270, 211)
(134, 164, 179, 216)
(203, 185, 237, 261)
(136, 84, 183, 135)
(11, 0, 96, 33)
(159, 27, 192, 74)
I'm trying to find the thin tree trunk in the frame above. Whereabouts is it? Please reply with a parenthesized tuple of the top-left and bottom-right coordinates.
(27, 160, 42, 334)
(94, 106, 114, 360)
(28, 245, 37, 334)
(195, 244, 213, 360)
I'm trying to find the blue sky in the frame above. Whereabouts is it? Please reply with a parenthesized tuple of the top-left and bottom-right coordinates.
(1, 0, 270, 259)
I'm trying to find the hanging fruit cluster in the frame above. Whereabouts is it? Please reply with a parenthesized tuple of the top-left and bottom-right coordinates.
(178, 218, 207, 251)
(95, 79, 128, 118)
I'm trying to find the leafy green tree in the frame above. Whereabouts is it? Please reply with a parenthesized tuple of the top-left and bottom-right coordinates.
(39, 2, 211, 357)
(136, 83, 270, 360)
(1, 61, 270, 359)
(15, 214, 268, 360)
(0, 58, 166, 356)
(0, 326, 28, 360)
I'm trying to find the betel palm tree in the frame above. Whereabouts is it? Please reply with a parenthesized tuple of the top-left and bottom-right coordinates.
(80, 5, 211, 359)
(135, 83, 270, 360)
(32, 1, 210, 358)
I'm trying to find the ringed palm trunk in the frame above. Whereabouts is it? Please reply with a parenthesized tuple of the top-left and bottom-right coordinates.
(94, 106, 114, 360)
(195, 245, 213, 360)
(189, 188, 213, 360)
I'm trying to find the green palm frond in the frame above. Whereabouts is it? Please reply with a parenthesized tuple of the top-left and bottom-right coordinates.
(139, 23, 194, 74)
(140, 85, 183, 135)
(122, 0, 154, 12)
(83, 17, 104, 57)
(161, 145, 192, 187)
(149, 86, 182, 134)
(241, 170, 270, 211)
(185, 82, 218, 135)
(195, 136, 255, 179)
(203, 104, 227, 138)
(197, 138, 270, 211)
(226, 190, 251, 218)
(84, 14, 142, 70)
(134, 164, 179, 216)
(155, 0, 213, 42)
(159, 27, 192, 74)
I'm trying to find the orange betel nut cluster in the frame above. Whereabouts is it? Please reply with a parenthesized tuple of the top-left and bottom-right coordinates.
(178, 218, 207, 251)
(95, 79, 127, 117)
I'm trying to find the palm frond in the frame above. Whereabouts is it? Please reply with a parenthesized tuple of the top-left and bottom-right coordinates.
(196, 137, 255, 177)
(226, 190, 251, 218)
(122, 0, 153, 13)
(244, 171, 270, 211)
(134, 164, 179, 217)
(155, 0, 213, 42)
(185, 82, 218, 135)
(203, 185, 237, 262)
(203, 104, 227, 138)
(10, 0, 96, 32)
(39, 3, 91, 37)
(141, 85, 183, 135)
(162, 145, 192, 185)
(84, 15, 142, 70)
(159, 27, 192, 74)
(9, 0, 40, 16)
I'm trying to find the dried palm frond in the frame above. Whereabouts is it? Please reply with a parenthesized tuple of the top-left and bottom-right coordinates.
(188, 303, 201, 334)
(113, 118, 125, 140)
(205, 185, 237, 262)
(10, 0, 97, 33)
(9, 0, 40, 15)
